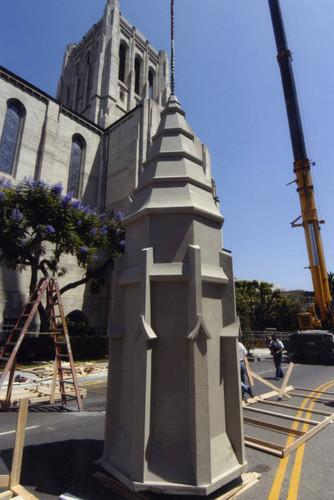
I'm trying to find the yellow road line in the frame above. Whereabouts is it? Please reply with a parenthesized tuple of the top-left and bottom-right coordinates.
(268, 414, 301, 500)
(287, 380, 334, 500)
(268, 378, 334, 500)
(84, 388, 107, 396)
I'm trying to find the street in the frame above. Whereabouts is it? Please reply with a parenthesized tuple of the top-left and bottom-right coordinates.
(0, 354, 333, 499)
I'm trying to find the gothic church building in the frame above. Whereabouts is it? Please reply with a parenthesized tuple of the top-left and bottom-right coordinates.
(0, 0, 170, 331)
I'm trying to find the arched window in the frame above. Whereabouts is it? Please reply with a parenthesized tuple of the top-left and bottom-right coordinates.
(134, 56, 141, 95)
(148, 68, 155, 99)
(119, 43, 126, 83)
(0, 100, 25, 175)
(67, 135, 85, 198)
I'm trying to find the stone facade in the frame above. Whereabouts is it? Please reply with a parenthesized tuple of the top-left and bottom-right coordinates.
(0, 0, 170, 331)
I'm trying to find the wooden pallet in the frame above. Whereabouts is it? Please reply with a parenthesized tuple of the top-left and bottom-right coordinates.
(93, 471, 261, 500)
(243, 384, 334, 457)
(0, 384, 86, 409)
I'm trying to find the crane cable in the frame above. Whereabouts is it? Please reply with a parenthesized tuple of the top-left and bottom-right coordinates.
(171, 0, 175, 94)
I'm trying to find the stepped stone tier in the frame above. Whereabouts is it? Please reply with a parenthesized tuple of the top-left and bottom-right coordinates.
(102, 94, 246, 495)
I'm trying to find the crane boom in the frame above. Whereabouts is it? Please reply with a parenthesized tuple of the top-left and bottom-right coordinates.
(268, 0, 333, 329)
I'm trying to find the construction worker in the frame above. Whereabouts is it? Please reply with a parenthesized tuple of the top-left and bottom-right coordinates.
(239, 340, 253, 400)
(269, 334, 284, 380)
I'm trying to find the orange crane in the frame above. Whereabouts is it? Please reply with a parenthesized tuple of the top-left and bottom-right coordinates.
(268, 0, 334, 330)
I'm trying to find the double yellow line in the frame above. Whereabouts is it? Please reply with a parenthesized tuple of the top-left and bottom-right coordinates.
(268, 379, 334, 500)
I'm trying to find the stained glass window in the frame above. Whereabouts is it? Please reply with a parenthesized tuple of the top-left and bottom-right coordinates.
(0, 102, 23, 175)
(68, 136, 84, 198)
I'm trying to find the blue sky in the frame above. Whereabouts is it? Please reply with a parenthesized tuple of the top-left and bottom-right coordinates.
(1, 0, 334, 291)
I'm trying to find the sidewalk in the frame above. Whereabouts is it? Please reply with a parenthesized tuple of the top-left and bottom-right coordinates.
(247, 347, 270, 360)
(248, 347, 292, 364)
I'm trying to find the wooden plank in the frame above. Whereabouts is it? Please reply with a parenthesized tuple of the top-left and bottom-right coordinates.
(278, 362, 294, 399)
(282, 413, 334, 457)
(250, 371, 291, 399)
(244, 405, 319, 425)
(293, 386, 334, 396)
(244, 356, 254, 387)
(244, 436, 283, 457)
(233, 472, 261, 498)
(215, 472, 261, 500)
(9, 398, 29, 488)
(0, 475, 10, 487)
(10, 484, 38, 500)
(49, 358, 57, 405)
(244, 417, 305, 436)
(2, 364, 16, 411)
(0, 387, 86, 408)
(289, 392, 334, 403)
(257, 386, 294, 401)
(0, 491, 13, 500)
(93, 472, 147, 500)
(259, 399, 333, 416)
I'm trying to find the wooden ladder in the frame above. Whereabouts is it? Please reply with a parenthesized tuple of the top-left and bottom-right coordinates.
(0, 277, 83, 411)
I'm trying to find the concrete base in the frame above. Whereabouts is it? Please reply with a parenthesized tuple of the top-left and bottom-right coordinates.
(100, 459, 247, 496)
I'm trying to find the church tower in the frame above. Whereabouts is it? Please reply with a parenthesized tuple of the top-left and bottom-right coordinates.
(57, 0, 170, 128)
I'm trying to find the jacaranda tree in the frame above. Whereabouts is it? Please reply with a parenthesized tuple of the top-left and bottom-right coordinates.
(0, 177, 125, 331)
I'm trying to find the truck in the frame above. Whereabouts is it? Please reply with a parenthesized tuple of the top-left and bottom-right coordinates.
(267, 0, 334, 361)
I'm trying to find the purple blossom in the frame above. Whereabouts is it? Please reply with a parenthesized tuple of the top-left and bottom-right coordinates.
(46, 225, 55, 234)
(37, 179, 47, 187)
(77, 220, 82, 227)
(90, 228, 97, 235)
(116, 210, 123, 220)
(25, 179, 37, 189)
(12, 208, 23, 219)
(72, 200, 82, 210)
(61, 192, 73, 206)
(99, 213, 106, 220)
(51, 182, 63, 196)
(80, 246, 88, 253)
(0, 191, 6, 200)
(116, 227, 121, 234)
(92, 255, 98, 260)
(119, 240, 125, 247)
(83, 205, 91, 215)
(21, 238, 27, 244)
(0, 177, 6, 188)
(101, 225, 107, 234)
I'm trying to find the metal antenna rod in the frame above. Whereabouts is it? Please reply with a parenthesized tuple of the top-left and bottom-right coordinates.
(171, 0, 175, 94)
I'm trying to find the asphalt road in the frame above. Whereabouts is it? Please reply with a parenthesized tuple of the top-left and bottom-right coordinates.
(0, 356, 333, 500)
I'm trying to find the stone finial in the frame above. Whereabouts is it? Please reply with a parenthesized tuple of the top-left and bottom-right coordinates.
(106, 0, 119, 11)
(103, 0, 120, 32)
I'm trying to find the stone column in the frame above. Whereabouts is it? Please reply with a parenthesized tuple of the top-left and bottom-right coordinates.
(102, 94, 246, 495)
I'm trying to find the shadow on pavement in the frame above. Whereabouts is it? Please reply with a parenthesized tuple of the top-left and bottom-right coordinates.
(1, 439, 122, 499)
